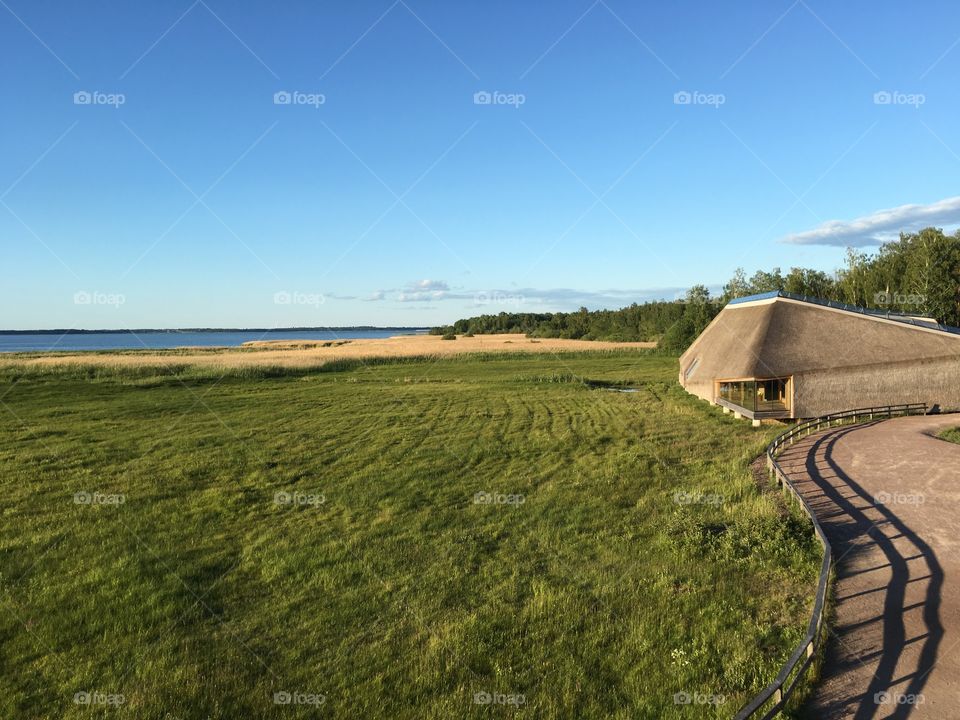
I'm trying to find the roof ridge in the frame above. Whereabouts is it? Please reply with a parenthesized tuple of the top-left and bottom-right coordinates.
(727, 291, 960, 336)
(747, 301, 780, 378)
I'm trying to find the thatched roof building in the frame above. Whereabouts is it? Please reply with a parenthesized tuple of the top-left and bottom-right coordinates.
(679, 291, 960, 421)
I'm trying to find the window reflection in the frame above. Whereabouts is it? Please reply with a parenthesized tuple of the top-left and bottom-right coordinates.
(718, 378, 790, 414)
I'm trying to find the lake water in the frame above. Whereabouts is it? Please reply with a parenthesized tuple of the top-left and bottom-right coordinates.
(0, 329, 428, 353)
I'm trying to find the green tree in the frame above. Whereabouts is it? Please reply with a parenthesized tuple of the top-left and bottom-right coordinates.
(900, 228, 960, 325)
(837, 248, 871, 307)
(747, 267, 785, 293)
(659, 285, 718, 354)
(784, 267, 836, 298)
(722, 268, 751, 301)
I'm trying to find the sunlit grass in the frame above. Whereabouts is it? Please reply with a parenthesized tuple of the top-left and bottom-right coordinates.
(938, 426, 960, 444)
(0, 353, 818, 719)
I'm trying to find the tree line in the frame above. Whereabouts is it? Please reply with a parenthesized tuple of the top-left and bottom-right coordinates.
(432, 228, 960, 353)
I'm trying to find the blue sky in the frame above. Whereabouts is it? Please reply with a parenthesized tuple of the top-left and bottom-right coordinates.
(3, 0, 960, 329)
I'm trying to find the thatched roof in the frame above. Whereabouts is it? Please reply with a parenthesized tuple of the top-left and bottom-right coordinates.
(680, 292, 960, 381)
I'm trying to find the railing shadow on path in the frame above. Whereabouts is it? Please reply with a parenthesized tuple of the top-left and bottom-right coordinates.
(778, 424, 944, 719)
(734, 404, 935, 720)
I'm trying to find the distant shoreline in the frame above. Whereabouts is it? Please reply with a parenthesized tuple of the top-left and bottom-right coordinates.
(0, 333, 656, 368)
(0, 327, 429, 335)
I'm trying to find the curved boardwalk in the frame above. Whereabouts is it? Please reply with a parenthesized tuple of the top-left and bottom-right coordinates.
(776, 414, 960, 719)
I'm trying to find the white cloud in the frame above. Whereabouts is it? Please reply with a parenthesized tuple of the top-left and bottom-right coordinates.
(363, 291, 385, 302)
(782, 195, 960, 246)
(372, 279, 700, 308)
(397, 290, 451, 302)
(411, 279, 449, 291)
(395, 279, 457, 302)
(395, 285, 693, 306)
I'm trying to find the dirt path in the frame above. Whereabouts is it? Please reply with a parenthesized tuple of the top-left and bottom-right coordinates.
(775, 414, 960, 719)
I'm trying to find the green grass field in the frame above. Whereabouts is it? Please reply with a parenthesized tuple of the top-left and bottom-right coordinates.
(0, 352, 818, 719)
(939, 426, 960, 444)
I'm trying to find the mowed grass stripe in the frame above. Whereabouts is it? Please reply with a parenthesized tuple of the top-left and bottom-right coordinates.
(0, 354, 817, 719)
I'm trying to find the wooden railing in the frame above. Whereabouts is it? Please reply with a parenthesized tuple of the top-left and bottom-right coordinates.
(735, 402, 928, 720)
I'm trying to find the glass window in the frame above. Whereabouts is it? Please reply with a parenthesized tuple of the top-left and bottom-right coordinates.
(717, 378, 790, 414)
(756, 378, 789, 413)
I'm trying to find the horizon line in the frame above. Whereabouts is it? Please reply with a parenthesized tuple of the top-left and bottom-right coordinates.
(0, 326, 432, 335)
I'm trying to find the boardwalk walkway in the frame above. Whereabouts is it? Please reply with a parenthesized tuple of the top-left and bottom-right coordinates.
(776, 414, 960, 718)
